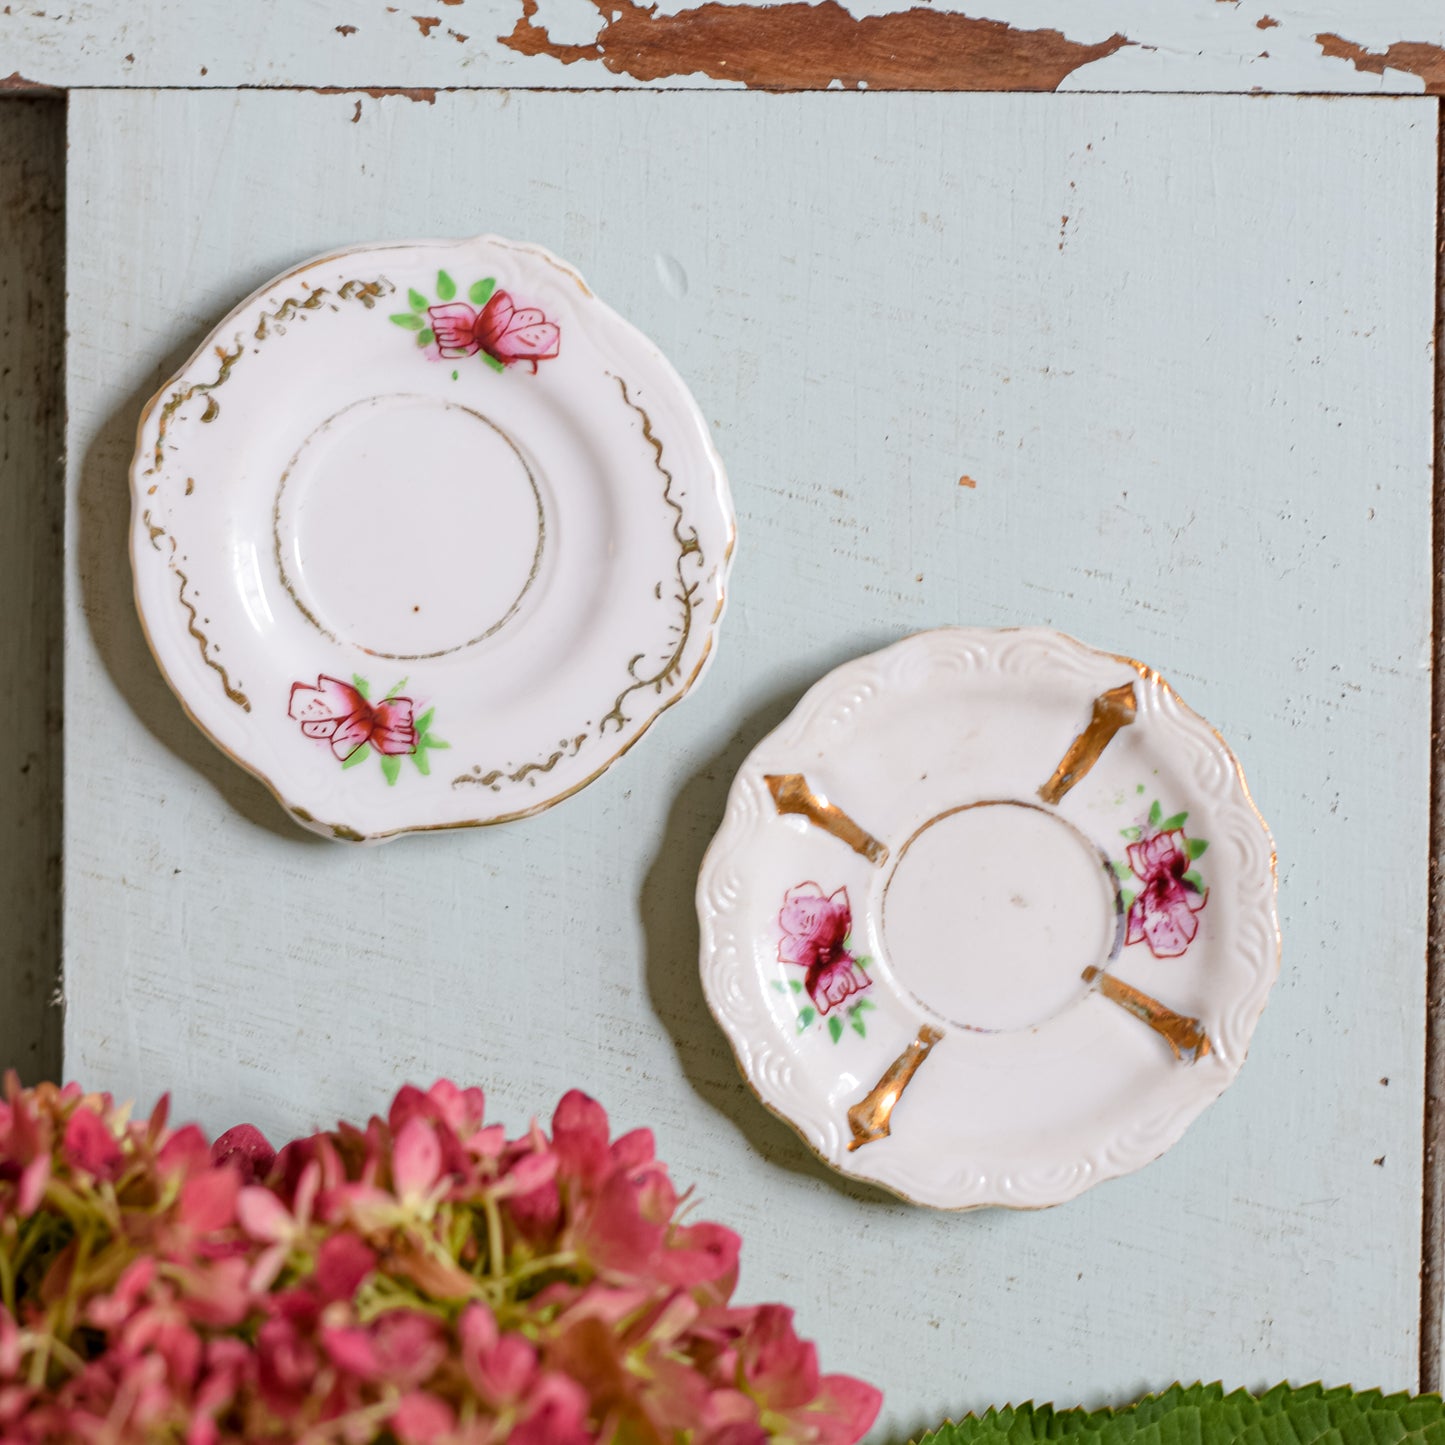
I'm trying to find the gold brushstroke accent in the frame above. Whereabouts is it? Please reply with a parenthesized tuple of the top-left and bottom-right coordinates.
(148, 343, 243, 472)
(764, 772, 889, 866)
(598, 373, 700, 733)
(846, 1025, 944, 1151)
(145, 279, 395, 474)
(1081, 967, 1212, 1065)
(454, 734, 589, 790)
(141, 509, 166, 550)
(273, 398, 545, 660)
(172, 566, 251, 713)
(1037, 682, 1137, 805)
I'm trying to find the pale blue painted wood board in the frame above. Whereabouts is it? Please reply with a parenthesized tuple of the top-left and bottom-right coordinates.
(65, 91, 1434, 1432)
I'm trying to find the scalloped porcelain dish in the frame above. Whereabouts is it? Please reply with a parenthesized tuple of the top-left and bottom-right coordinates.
(131, 236, 734, 841)
(697, 628, 1279, 1210)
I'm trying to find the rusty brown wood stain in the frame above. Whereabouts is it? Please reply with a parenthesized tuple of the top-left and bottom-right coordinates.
(500, 0, 1126, 90)
(1316, 31, 1445, 93)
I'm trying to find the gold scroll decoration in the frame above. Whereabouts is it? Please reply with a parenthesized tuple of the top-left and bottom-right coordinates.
(764, 773, 890, 867)
(1081, 967, 1212, 1065)
(1038, 683, 1137, 806)
(846, 1025, 945, 1151)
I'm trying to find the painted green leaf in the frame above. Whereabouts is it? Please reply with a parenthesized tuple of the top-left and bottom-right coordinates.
(914, 1384, 1445, 1445)
(408, 288, 428, 313)
(351, 674, 372, 699)
(1121, 889, 1136, 911)
(416, 327, 435, 348)
(470, 277, 496, 306)
(771, 981, 786, 994)
(381, 754, 403, 787)
(390, 312, 424, 330)
(1187, 837, 1210, 859)
(1148, 800, 1163, 827)
(1183, 870, 1205, 893)
(856, 997, 875, 1012)
(411, 748, 431, 776)
(415, 707, 435, 735)
(1111, 860, 1132, 879)
(451, 370, 459, 381)
(383, 677, 409, 700)
(422, 736, 451, 750)
(1136, 783, 1145, 794)
(1161, 811, 1189, 831)
(788, 979, 804, 993)
(856, 955, 871, 972)
(341, 744, 371, 770)
(436, 270, 456, 301)
(1120, 826, 1141, 841)
(827, 1015, 843, 1044)
(850, 1012, 866, 1037)
(797, 1007, 816, 1032)
(482, 352, 506, 374)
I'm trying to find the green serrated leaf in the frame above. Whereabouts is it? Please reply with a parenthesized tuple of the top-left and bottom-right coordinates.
(381, 754, 402, 787)
(1187, 837, 1210, 859)
(410, 748, 431, 776)
(912, 1385, 1445, 1445)
(470, 277, 496, 306)
(408, 288, 428, 312)
(390, 312, 424, 330)
(1148, 800, 1163, 827)
(797, 1007, 816, 1032)
(341, 744, 371, 770)
(827, 1015, 843, 1044)
(416, 327, 435, 347)
(436, 270, 456, 301)
(482, 352, 505, 374)
(351, 674, 371, 699)
(788, 979, 804, 993)
(1161, 811, 1188, 831)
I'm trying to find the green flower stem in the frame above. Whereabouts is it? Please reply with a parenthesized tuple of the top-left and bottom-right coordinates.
(482, 1193, 506, 1282)
(0, 1236, 15, 1315)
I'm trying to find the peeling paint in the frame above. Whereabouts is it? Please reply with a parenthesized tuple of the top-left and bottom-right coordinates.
(238, 84, 439, 104)
(414, 13, 441, 35)
(0, 71, 59, 93)
(1316, 32, 1445, 93)
(1256, 15, 1278, 28)
(335, 23, 358, 35)
(499, 0, 1127, 89)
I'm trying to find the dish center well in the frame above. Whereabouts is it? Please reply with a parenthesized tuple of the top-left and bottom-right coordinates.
(274, 394, 545, 660)
(881, 800, 1118, 1032)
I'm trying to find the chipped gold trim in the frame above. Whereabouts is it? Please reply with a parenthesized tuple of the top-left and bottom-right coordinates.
(763, 772, 889, 865)
(272, 398, 546, 661)
(1038, 681, 1137, 805)
(846, 1025, 944, 1151)
(1082, 966, 1213, 1065)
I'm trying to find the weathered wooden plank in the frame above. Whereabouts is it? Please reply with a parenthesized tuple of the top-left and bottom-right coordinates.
(5, 0, 1445, 94)
(64, 90, 1435, 1428)
(0, 97, 63, 1087)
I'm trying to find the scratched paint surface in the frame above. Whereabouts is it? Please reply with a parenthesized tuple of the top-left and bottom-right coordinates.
(5, 0, 1445, 91)
(64, 91, 1433, 1429)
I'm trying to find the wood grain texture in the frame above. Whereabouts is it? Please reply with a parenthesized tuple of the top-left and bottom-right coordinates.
(4, 0, 1445, 93)
(64, 91, 1435, 1430)
(0, 97, 63, 1087)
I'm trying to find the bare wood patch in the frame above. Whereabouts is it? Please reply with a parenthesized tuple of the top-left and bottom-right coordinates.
(1317, 32, 1445, 94)
(499, 0, 1127, 91)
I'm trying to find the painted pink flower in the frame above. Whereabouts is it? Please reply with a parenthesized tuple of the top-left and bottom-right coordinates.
(288, 675, 417, 761)
(476, 291, 561, 372)
(427, 302, 482, 358)
(778, 884, 871, 1016)
(1125, 828, 1207, 959)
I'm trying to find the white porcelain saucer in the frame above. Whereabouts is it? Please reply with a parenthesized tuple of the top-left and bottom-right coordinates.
(130, 237, 733, 841)
(697, 628, 1279, 1210)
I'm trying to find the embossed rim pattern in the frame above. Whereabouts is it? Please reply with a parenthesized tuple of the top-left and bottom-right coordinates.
(129, 236, 735, 841)
(696, 627, 1280, 1210)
